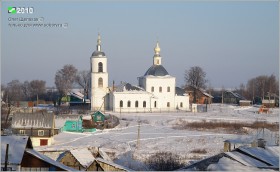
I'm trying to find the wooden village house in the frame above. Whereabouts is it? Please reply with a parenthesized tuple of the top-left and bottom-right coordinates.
(57, 147, 129, 171)
(186, 86, 213, 104)
(1, 135, 75, 171)
(11, 113, 55, 146)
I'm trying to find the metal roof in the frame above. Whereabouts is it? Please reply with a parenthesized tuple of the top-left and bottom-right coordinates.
(12, 113, 54, 129)
(92, 51, 105, 57)
(1, 136, 32, 165)
(144, 65, 169, 76)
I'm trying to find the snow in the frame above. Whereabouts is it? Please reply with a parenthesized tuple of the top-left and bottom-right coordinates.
(34, 104, 279, 170)
(70, 148, 95, 168)
(207, 157, 268, 171)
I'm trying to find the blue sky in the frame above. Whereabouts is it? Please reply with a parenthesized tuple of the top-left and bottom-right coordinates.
(1, 1, 279, 89)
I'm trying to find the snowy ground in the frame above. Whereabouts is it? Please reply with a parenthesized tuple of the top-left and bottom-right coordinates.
(36, 104, 279, 170)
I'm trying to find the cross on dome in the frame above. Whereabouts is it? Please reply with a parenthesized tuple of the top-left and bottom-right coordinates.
(154, 41, 161, 55)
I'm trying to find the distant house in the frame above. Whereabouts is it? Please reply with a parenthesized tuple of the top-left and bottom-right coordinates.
(262, 94, 279, 108)
(55, 114, 96, 133)
(1, 135, 75, 171)
(60, 91, 90, 107)
(185, 86, 213, 104)
(55, 114, 81, 133)
(61, 116, 83, 132)
(12, 113, 55, 146)
(223, 91, 245, 105)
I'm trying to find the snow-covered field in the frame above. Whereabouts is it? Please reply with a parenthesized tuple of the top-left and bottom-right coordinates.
(36, 104, 279, 170)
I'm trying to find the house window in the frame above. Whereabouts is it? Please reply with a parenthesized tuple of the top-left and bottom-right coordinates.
(19, 130, 25, 135)
(98, 62, 103, 72)
(38, 130, 44, 136)
(135, 101, 139, 108)
(167, 87, 170, 92)
(154, 101, 157, 108)
(180, 102, 183, 107)
(151, 87, 154, 92)
(143, 101, 146, 108)
(98, 77, 103, 87)
(127, 101, 131, 107)
(167, 102, 170, 107)
(159, 87, 162, 93)
(120, 100, 123, 108)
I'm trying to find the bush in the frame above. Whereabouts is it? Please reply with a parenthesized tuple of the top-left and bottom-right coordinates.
(145, 152, 183, 171)
(190, 148, 207, 154)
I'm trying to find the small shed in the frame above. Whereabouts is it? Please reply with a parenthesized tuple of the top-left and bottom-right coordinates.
(57, 148, 102, 171)
(61, 116, 83, 132)
(239, 100, 251, 106)
(93, 111, 105, 123)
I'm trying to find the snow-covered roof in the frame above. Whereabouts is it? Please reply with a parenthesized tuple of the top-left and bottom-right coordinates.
(115, 82, 145, 92)
(238, 146, 279, 167)
(55, 115, 81, 129)
(70, 148, 95, 168)
(180, 146, 279, 171)
(12, 113, 54, 129)
(207, 156, 260, 171)
(225, 151, 271, 168)
(25, 149, 76, 171)
(225, 91, 245, 100)
(98, 148, 112, 162)
(187, 85, 214, 98)
(1, 136, 32, 165)
(82, 115, 92, 120)
(96, 157, 132, 171)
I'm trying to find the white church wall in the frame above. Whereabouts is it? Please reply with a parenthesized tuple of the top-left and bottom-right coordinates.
(112, 92, 153, 113)
(145, 76, 176, 110)
(175, 95, 190, 111)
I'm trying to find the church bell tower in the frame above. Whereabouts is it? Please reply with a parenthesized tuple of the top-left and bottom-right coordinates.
(90, 33, 109, 111)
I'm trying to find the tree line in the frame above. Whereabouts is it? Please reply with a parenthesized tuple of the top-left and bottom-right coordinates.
(2, 65, 279, 106)
(184, 66, 279, 103)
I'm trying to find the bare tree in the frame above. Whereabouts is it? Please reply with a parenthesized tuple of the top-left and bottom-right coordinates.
(75, 70, 90, 100)
(29, 80, 46, 105)
(146, 152, 183, 171)
(185, 66, 207, 103)
(21, 81, 31, 101)
(2, 80, 23, 126)
(246, 74, 279, 104)
(55, 64, 77, 106)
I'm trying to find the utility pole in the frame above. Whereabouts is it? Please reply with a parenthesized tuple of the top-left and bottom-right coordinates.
(137, 120, 140, 149)
(4, 144, 9, 171)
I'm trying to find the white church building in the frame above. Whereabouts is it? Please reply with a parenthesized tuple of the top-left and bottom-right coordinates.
(90, 34, 189, 112)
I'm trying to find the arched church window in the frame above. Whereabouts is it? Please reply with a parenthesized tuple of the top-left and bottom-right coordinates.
(120, 100, 123, 108)
(180, 102, 183, 107)
(156, 59, 159, 65)
(127, 101, 131, 107)
(154, 101, 157, 108)
(167, 87, 170, 92)
(135, 101, 139, 108)
(167, 102, 170, 107)
(143, 101, 146, 108)
(151, 87, 154, 92)
(98, 77, 103, 87)
(98, 62, 103, 72)
(159, 87, 162, 93)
